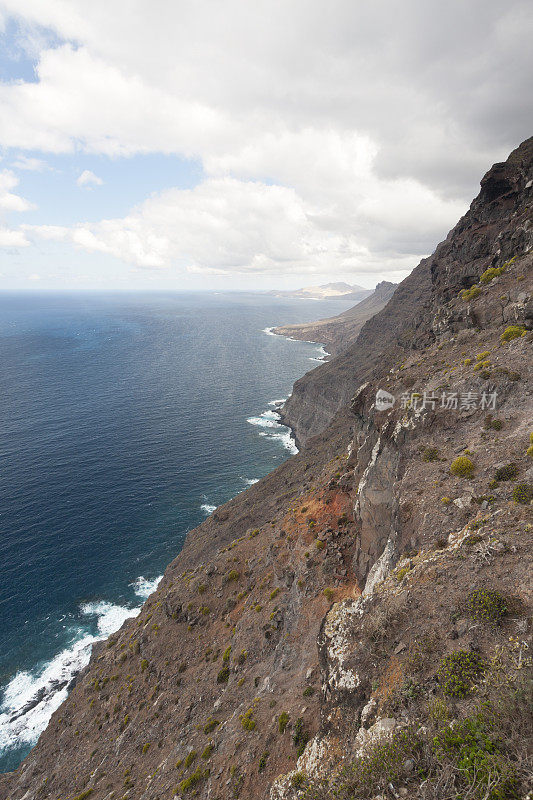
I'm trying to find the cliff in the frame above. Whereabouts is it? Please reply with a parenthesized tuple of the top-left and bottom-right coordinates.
(271, 281, 397, 356)
(0, 138, 531, 800)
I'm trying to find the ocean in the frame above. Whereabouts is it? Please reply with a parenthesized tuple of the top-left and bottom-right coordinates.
(0, 290, 351, 773)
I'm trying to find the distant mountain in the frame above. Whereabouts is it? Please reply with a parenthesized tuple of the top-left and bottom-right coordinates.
(272, 280, 397, 355)
(267, 281, 371, 300)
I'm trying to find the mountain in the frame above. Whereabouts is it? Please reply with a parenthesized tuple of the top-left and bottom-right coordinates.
(267, 282, 371, 300)
(272, 281, 397, 356)
(1, 138, 531, 800)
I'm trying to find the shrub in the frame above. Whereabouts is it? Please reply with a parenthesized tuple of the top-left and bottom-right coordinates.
(450, 456, 475, 478)
(476, 350, 491, 361)
(494, 463, 519, 481)
(303, 686, 315, 697)
(437, 650, 485, 697)
(239, 708, 256, 730)
(291, 772, 307, 788)
(512, 483, 533, 504)
(198, 583, 207, 594)
(236, 649, 247, 665)
(293, 718, 310, 757)
(484, 415, 503, 430)
(432, 715, 518, 800)
(466, 589, 507, 623)
(203, 717, 219, 734)
(323, 588, 334, 601)
(395, 565, 411, 581)
(178, 766, 208, 793)
(258, 752, 269, 773)
(225, 569, 240, 582)
(527, 445, 533, 458)
(201, 743, 213, 760)
(278, 711, 290, 733)
(140, 659, 148, 671)
(422, 446, 439, 462)
(217, 666, 229, 683)
(316, 539, 325, 551)
(500, 325, 526, 342)
(460, 286, 481, 301)
(222, 646, 232, 662)
(479, 266, 505, 284)
(269, 587, 280, 600)
(441, 496, 452, 505)
(142, 742, 151, 754)
(183, 750, 197, 768)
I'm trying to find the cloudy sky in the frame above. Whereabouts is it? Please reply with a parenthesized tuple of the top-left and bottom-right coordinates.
(0, 1, 531, 292)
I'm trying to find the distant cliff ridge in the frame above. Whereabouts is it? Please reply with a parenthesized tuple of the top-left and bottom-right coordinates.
(272, 280, 397, 356)
(266, 281, 371, 300)
(1, 138, 531, 800)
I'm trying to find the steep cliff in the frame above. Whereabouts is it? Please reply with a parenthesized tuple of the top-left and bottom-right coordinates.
(0, 139, 531, 800)
(271, 281, 397, 356)
(281, 137, 533, 447)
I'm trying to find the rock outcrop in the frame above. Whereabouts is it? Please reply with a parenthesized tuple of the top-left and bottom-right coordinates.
(0, 138, 531, 800)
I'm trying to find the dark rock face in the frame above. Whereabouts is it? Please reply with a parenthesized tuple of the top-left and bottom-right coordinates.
(281, 137, 533, 446)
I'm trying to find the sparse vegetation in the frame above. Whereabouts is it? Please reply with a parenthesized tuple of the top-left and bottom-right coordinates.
(323, 588, 334, 601)
(278, 711, 289, 733)
(494, 463, 519, 481)
(450, 456, 475, 478)
(500, 325, 526, 342)
(437, 650, 485, 697)
(466, 589, 508, 623)
(512, 483, 533, 504)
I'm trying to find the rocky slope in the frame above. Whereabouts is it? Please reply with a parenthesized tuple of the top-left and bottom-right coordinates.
(280, 138, 533, 447)
(0, 138, 531, 800)
(271, 281, 397, 357)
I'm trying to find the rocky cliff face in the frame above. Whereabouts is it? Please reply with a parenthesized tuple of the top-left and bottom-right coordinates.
(271, 281, 397, 357)
(0, 139, 531, 800)
(281, 138, 533, 447)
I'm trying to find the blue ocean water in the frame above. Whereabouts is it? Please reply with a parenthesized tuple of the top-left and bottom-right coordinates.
(0, 290, 351, 772)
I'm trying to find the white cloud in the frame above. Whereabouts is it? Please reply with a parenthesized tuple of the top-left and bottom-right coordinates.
(29, 168, 464, 277)
(0, 169, 35, 211)
(76, 169, 103, 188)
(11, 155, 50, 171)
(0, 226, 29, 246)
(1, 0, 532, 281)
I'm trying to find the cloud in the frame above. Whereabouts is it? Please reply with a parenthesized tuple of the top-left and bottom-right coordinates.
(0, 226, 29, 246)
(76, 169, 103, 187)
(11, 155, 50, 171)
(0, 168, 35, 211)
(1, 0, 532, 280)
(29, 168, 464, 278)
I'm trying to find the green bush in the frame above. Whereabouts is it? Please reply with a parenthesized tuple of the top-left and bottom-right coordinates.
(181, 750, 196, 769)
(216, 666, 230, 684)
(303, 686, 315, 697)
(203, 717, 219, 734)
(479, 266, 505, 284)
(437, 650, 485, 697)
(494, 463, 518, 481)
(258, 752, 269, 773)
(500, 325, 526, 342)
(323, 587, 334, 601)
(293, 718, 310, 757)
(225, 569, 240, 582)
(422, 446, 439, 462)
(512, 483, 533, 504)
(278, 711, 290, 733)
(142, 742, 150, 754)
(460, 286, 481, 301)
(432, 715, 518, 800)
(239, 708, 256, 731)
(450, 456, 475, 478)
(178, 766, 209, 793)
(466, 589, 507, 623)
(201, 743, 213, 760)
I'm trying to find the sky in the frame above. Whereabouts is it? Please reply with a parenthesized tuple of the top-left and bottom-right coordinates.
(0, 1, 531, 292)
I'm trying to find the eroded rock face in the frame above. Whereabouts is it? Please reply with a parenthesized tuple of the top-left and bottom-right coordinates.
(282, 137, 533, 447)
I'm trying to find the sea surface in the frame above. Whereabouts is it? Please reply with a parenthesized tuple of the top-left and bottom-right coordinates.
(0, 290, 352, 772)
